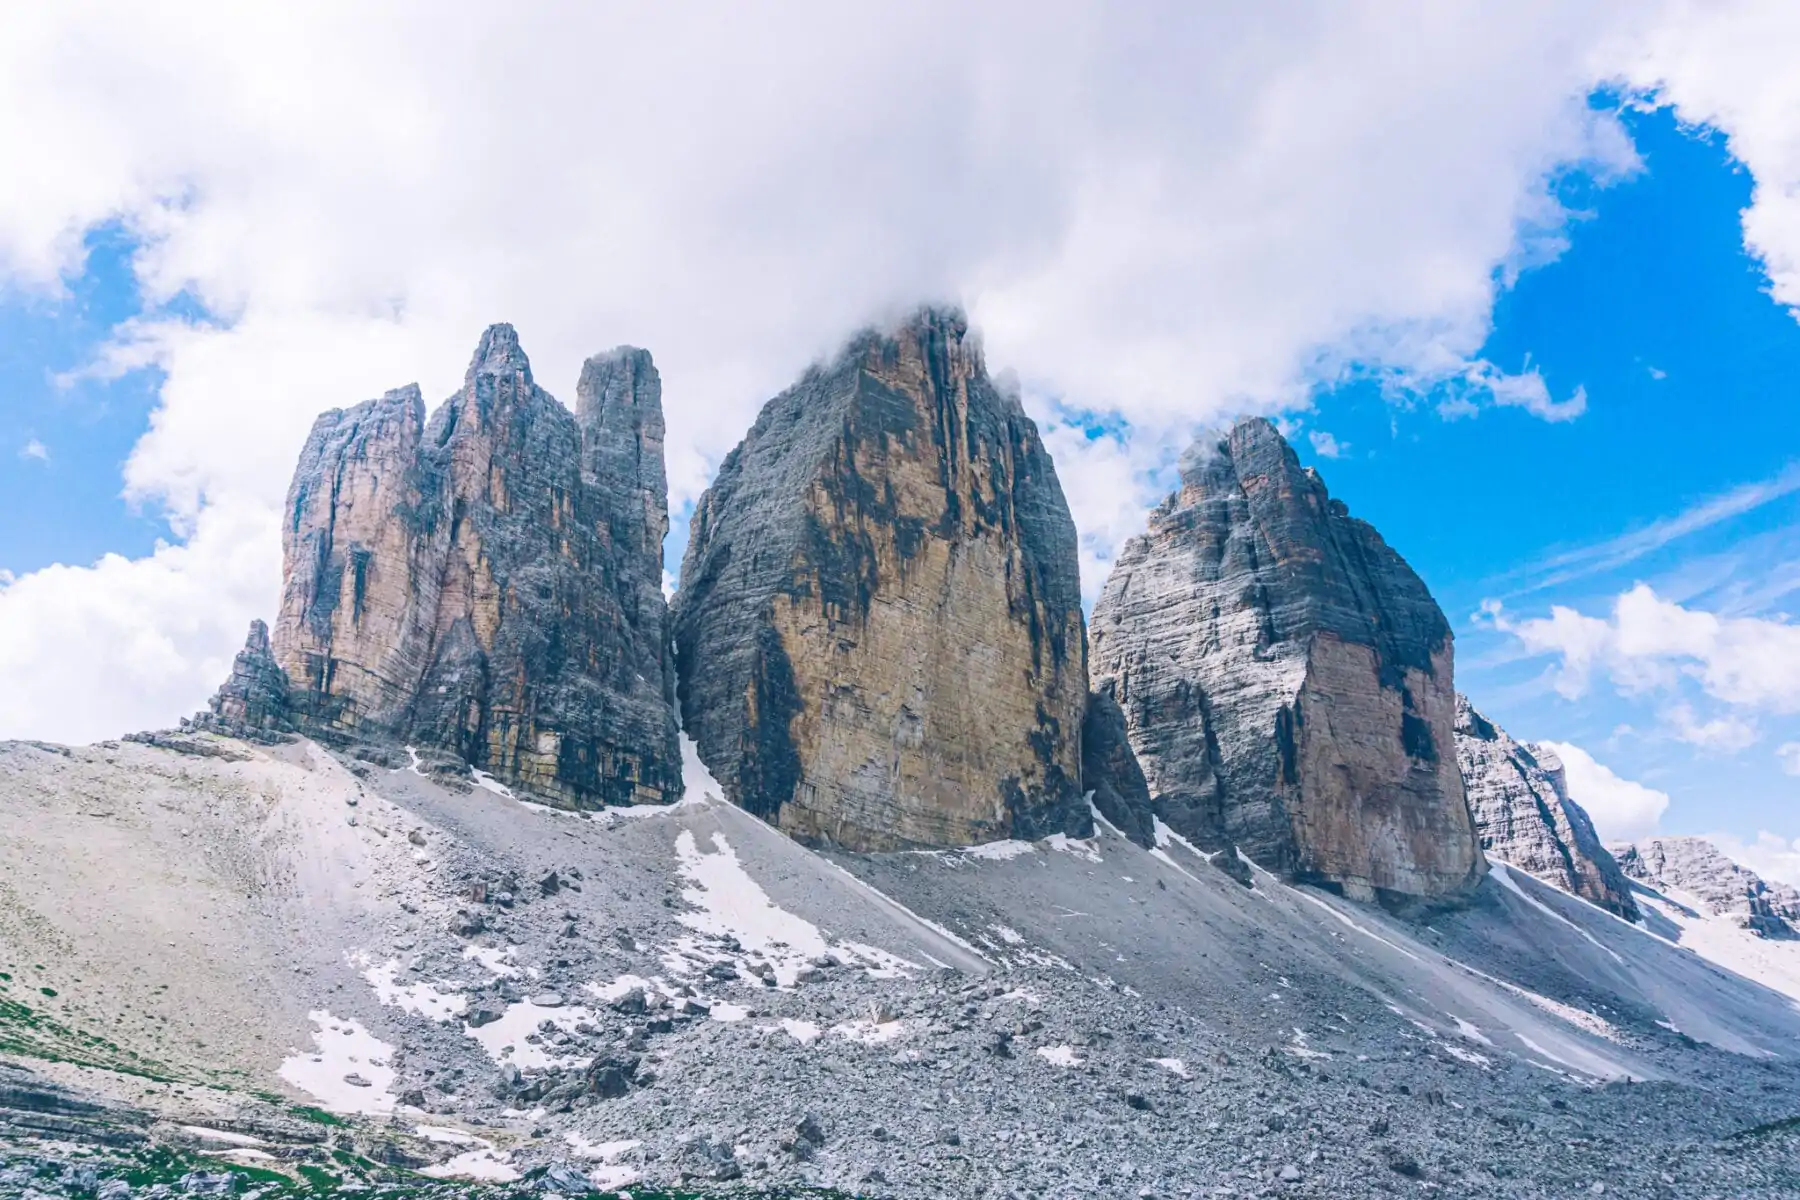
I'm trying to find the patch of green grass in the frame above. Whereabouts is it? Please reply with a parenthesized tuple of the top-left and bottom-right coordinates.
(290, 1103, 348, 1127)
(0, 990, 178, 1080)
(296, 1162, 340, 1190)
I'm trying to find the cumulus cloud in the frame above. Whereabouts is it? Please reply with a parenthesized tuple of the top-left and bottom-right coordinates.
(19, 438, 48, 463)
(1661, 702, 1760, 753)
(1540, 740, 1671, 842)
(1483, 584, 1800, 713)
(1778, 742, 1800, 776)
(1619, 2, 1800, 318)
(0, 503, 279, 744)
(0, 1, 1778, 740)
(1307, 431, 1344, 459)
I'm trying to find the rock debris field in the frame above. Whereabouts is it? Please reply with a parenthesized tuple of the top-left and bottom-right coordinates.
(3, 734, 1800, 1198)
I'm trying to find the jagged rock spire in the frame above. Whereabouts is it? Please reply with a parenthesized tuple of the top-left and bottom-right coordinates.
(261, 324, 681, 808)
(1089, 417, 1484, 903)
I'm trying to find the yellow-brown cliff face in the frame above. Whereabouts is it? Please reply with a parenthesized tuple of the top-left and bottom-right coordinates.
(672, 307, 1088, 851)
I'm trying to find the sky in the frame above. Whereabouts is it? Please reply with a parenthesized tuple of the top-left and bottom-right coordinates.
(0, 2, 1796, 882)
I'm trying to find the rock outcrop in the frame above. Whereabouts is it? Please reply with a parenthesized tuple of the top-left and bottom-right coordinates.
(1454, 697, 1637, 919)
(267, 325, 681, 808)
(672, 307, 1088, 851)
(189, 619, 294, 741)
(1088, 418, 1484, 902)
(1613, 836, 1800, 939)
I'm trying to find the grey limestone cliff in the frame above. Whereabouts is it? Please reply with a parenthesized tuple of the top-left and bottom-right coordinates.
(1454, 696, 1637, 919)
(1613, 836, 1800, 939)
(268, 325, 681, 808)
(1088, 418, 1484, 902)
(672, 306, 1088, 851)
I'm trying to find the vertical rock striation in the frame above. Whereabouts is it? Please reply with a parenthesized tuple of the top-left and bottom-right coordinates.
(672, 306, 1088, 851)
(1613, 837, 1800, 939)
(1454, 696, 1637, 919)
(1089, 418, 1484, 902)
(269, 325, 681, 808)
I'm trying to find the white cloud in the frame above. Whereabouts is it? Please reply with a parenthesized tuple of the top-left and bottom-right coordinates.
(1706, 831, 1800, 890)
(1483, 584, 1800, 713)
(0, 1, 1770, 742)
(1307, 430, 1344, 459)
(19, 438, 48, 462)
(1506, 461, 1800, 594)
(1619, 2, 1800, 319)
(1778, 742, 1800, 776)
(1661, 702, 1759, 753)
(0, 502, 279, 743)
(1539, 740, 1671, 842)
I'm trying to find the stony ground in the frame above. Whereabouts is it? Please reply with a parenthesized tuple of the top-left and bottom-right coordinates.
(4, 734, 1800, 1198)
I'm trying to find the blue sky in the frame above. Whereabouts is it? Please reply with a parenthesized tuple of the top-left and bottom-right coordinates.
(1, 225, 171, 576)
(1295, 103, 1800, 845)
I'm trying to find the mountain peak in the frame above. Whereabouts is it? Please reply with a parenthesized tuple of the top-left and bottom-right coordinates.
(467, 321, 533, 381)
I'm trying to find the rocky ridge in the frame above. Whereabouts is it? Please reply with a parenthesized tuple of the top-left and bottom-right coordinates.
(1088, 418, 1484, 903)
(1614, 835, 1800, 939)
(672, 306, 1089, 852)
(252, 325, 681, 809)
(1454, 695, 1637, 920)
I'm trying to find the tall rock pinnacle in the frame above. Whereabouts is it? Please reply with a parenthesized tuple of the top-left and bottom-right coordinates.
(1454, 696, 1637, 919)
(1089, 418, 1484, 902)
(672, 306, 1089, 851)
(270, 324, 682, 808)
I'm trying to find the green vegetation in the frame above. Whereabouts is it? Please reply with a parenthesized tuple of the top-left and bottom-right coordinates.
(0, 989, 177, 1080)
(7, 1141, 855, 1198)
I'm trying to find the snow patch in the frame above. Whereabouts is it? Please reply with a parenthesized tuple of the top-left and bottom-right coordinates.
(565, 1133, 642, 1160)
(1036, 1044, 1082, 1066)
(419, 1148, 518, 1182)
(680, 733, 725, 802)
(672, 829, 918, 984)
(181, 1126, 266, 1146)
(1441, 1043, 1492, 1068)
(1045, 832, 1103, 863)
(1150, 1057, 1189, 1077)
(360, 956, 468, 1023)
(779, 1018, 822, 1043)
(833, 1017, 908, 1045)
(469, 768, 515, 799)
(960, 839, 1035, 861)
(464, 998, 596, 1068)
(462, 944, 521, 978)
(278, 1010, 397, 1115)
